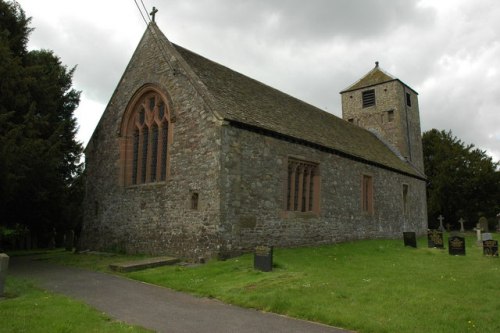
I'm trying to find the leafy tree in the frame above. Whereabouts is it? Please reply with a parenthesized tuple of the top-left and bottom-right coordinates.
(0, 0, 83, 248)
(423, 129, 500, 230)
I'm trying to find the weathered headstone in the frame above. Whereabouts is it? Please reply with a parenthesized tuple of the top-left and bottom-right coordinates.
(403, 232, 417, 248)
(482, 233, 493, 241)
(474, 223, 482, 246)
(479, 216, 489, 232)
(458, 218, 465, 233)
(497, 213, 500, 232)
(437, 215, 445, 232)
(448, 236, 466, 256)
(0, 253, 9, 297)
(254, 245, 273, 272)
(483, 240, 499, 257)
(64, 230, 74, 251)
(427, 229, 444, 249)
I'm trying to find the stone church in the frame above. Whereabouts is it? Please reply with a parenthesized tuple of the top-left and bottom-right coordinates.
(80, 23, 427, 259)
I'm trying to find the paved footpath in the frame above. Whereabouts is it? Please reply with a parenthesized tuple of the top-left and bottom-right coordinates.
(10, 257, 352, 333)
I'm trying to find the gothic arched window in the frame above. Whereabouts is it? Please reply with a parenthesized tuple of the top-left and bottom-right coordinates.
(119, 87, 172, 186)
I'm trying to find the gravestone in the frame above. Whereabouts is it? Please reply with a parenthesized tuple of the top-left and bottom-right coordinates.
(479, 217, 489, 232)
(0, 253, 9, 297)
(403, 232, 417, 248)
(474, 223, 482, 246)
(483, 240, 499, 257)
(64, 230, 74, 251)
(482, 233, 493, 241)
(497, 212, 500, 232)
(254, 245, 273, 272)
(437, 215, 445, 232)
(448, 236, 466, 256)
(427, 229, 444, 249)
(458, 218, 465, 233)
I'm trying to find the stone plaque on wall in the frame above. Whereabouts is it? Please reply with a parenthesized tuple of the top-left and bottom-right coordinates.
(254, 245, 273, 272)
(427, 229, 444, 249)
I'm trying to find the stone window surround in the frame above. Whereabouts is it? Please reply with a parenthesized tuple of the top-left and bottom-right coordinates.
(118, 84, 175, 187)
(284, 156, 320, 216)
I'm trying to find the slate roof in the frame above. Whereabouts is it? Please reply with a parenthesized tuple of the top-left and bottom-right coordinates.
(171, 42, 422, 179)
(341, 64, 396, 92)
(340, 63, 418, 95)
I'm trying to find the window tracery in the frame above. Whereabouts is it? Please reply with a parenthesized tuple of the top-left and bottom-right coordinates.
(120, 88, 172, 186)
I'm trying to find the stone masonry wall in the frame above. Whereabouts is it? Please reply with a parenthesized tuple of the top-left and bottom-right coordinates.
(81, 27, 223, 259)
(341, 80, 424, 174)
(220, 125, 427, 253)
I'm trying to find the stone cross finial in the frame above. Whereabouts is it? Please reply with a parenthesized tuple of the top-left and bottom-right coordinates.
(150, 7, 158, 22)
(437, 215, 445, 232)
(458, 218, 465, 233)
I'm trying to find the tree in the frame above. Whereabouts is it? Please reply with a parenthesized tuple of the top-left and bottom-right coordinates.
(0, 0, 83, 248)
(423, 129, 500, 230)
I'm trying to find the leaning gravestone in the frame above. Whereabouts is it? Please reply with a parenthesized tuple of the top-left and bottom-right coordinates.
(483, 240, 499, 257)
(0, 253, 9, 297)
(448, 236, 466, 256)
(428, 229, 444, 249)
(254, 245, 273, 272)
(403, 232, 417, 248)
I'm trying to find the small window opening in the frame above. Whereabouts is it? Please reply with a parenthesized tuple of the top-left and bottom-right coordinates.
(348, 118, 354, 123)
(406, 92, 411, 107)
(191, 193, 199, 210)
(362, 89, 375, 108)
(362, 175, 374, 214)
(387, 110, 394, 122)
(402, 184, 409, 215)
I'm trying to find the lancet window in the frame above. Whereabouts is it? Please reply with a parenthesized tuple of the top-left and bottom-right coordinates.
(286, 159, 319, 213)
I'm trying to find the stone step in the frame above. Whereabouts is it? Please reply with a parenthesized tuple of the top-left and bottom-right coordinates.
(109, 256, 180, 272)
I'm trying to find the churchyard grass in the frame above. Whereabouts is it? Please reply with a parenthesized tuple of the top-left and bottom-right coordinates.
(125, 234, 500, 333)
(0, 276, 150, 332)
(14, 234, 500, 332)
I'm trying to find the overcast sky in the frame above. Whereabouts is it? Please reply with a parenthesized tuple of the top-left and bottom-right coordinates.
(17, 0, 500, 161)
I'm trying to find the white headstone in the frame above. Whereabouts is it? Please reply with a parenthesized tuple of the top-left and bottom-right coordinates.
(459, 218, 465, 233)
(482, 233, 493, 241)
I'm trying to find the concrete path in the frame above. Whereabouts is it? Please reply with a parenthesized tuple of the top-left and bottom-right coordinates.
(9, 257, 352, 333)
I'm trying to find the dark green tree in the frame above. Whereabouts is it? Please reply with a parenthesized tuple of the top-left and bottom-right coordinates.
(0, 0, 83, 248)
(423, 129, 500, 230)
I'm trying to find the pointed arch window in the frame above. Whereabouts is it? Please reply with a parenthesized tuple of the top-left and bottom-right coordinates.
(120, 87, 172, 186)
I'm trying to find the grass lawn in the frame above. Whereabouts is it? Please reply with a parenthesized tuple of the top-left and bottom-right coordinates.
(11, 233, 500, 333)
(0, 277, 150, 333)
(124, 234, 500, 333)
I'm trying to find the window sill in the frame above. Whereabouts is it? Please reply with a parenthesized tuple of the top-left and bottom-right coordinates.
(282, 211, 320, 219)
(125, 181, 168, 189)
